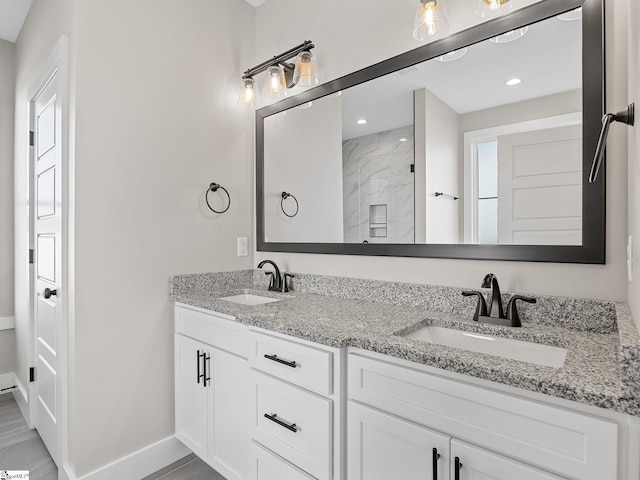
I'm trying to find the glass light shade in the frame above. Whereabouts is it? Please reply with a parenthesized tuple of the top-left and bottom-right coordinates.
(238, 77, 257, 107)
(474, 0, 514, 18)
(263, 64, 287, 99)
(413, 0, 450, 42)
(557, 7, 582, 21)
(293, 51, 319, 87)
(435, 47, 468, 62)
(490, 26, 528, 43)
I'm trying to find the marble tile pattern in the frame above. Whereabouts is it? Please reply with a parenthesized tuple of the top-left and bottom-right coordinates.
(342, 126, 415, 244)
(170, 270, 640, 416)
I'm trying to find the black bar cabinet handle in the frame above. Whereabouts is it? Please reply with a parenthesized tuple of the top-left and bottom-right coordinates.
(454, 456, 463, 480)
(433, 448, 441, 480)
(264, 354, 297, 368)
(204, 353, 211, 387)
(196, 350, 202, 384)
(264, 413, 298, 432)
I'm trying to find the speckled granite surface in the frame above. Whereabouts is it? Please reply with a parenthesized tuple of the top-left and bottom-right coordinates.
(170, 270, 640, 416)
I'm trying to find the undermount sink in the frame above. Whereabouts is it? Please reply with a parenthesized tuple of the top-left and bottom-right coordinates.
(404, 325, 567, 368)
(217, 294, 282, 306)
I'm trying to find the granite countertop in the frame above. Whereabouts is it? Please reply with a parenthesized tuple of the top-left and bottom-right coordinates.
(170, 271, 640, 417)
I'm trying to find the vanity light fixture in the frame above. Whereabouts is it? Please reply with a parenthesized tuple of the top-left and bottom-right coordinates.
(490, 26, 528, 43)
(240, 40, 317, 106)
(435, 48, 468, 62)
(356, 119, 368, 125)
(413, 0, 450, 41)
(474, 0, 515, 18)
(504, 78, 522, 86)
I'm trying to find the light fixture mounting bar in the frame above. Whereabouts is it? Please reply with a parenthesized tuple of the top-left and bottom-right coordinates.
(242, 40, 315, 79)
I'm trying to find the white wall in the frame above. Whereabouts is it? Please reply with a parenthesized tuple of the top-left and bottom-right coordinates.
(71, 0, 255, 475)
(459, 89, 581, 134)
(15, 0, 255, 476)
(628, 0, 640, 325)
(0, 39, 15, 375)
(254, 0, 629, 302)
(264, 95, 343, 242)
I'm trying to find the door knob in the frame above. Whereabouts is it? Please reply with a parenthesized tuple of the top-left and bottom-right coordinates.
(43, 288, 57, 299)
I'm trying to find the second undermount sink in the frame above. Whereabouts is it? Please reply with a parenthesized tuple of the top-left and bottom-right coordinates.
(404, 325, 567, 368)
(217, 293, 282, 306)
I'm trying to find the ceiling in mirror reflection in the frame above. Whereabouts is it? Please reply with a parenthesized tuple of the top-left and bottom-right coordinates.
(342, 13, 581, 139)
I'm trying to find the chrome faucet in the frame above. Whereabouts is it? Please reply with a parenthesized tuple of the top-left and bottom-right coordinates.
(257, 260, 295, 292)
(462, 273, 536, 327)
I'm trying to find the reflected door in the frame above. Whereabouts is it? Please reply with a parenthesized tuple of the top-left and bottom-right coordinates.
(497, 124, 582, 245)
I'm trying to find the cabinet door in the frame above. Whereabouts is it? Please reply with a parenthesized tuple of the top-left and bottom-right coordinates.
(451, 440, 564, 480)
(209, 348, 249, 480)
(175, 334, 209, 459)
(348, 401, 450, 480)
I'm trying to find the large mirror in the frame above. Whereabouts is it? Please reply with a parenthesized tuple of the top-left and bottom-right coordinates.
(256, 0, 605, 263)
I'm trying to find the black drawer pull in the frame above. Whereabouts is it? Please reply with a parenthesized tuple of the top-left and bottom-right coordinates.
(264, 413, 297, 432)
(264, 354, 297, 368)
(433, 448, 441, 480)
(454, 457, 463, 480)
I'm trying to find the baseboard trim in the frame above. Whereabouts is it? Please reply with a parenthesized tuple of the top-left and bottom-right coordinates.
(76, 435, 191, 480)
(0, 316, 15, 330)
(0, 372, 16, 392)
(12, 377, 30, 426)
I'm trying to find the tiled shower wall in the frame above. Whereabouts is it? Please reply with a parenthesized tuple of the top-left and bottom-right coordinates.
(342, 125, 415, 243)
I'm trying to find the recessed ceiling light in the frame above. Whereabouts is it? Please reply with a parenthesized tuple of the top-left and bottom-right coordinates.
(399, 138, 408, 142)
(356, 119, 368, 125)
(504, 78, 521, 86)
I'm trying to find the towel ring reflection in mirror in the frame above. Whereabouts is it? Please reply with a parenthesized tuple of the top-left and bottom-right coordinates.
(205, 182, 231, 214)
(281, 192, 299, 217)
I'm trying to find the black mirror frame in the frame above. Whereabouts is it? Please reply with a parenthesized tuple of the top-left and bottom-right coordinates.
(256, 0, 605, 264)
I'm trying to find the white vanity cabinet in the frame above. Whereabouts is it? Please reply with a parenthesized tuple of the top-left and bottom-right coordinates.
(348, 351, 621, 480)
(247, 330, 343, 480)
(175, 304, 250, 480)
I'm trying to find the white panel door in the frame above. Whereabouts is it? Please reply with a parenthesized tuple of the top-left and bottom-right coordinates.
(33, 71, 62, 465)
(497, 125, 582, 245)
(451, 440, 564, 480)
(348, 401, 450, 480)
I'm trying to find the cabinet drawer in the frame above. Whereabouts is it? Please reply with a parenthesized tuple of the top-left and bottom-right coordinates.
(250, 331, 333, 395)
(348, 353, 618, 480)
(251, 370, 332, 480)
(175, 304, 249, 358)
(248, 441, 316, 480)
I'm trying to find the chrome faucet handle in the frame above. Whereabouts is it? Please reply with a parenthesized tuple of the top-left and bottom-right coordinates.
(462, 291, 488, 321)
(506, 295, 537, 327)
(283, 273, 295, 293)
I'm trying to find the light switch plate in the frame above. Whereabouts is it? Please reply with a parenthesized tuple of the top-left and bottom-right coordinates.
(237, 237, 248, 257)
